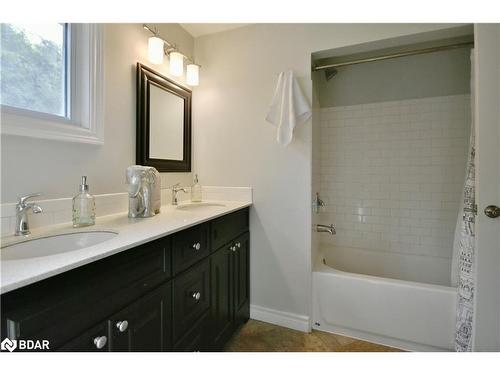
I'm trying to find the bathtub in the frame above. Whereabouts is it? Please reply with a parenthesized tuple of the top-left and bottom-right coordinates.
(312, 246, 457, 351)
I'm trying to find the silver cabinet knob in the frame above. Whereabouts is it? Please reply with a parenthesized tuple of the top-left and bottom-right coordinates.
(116, 320, 129, 332)
(235, 242, 241, 248)
(484, 205, 500, 218)
(192, 242, 201, 250)
(93, 336, 107, 349)
(192, 291, 201, 301)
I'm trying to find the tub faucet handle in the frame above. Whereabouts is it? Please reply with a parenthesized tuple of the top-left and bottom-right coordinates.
(313, 192, 326, 213)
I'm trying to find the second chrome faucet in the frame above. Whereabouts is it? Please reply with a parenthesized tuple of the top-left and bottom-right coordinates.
(171, 183, 188, 205)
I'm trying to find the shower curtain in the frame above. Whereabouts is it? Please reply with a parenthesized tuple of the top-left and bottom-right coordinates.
(453, 50, 476, 352)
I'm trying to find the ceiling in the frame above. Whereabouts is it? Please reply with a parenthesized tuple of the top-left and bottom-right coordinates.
(180, 23, 248, 37)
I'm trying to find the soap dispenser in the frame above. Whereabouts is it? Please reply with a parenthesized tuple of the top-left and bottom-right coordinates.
(72, 176, 96, 227)
(191, 174, 202, 202)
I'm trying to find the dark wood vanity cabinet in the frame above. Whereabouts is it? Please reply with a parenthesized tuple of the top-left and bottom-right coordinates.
(0, 208, 249, 352)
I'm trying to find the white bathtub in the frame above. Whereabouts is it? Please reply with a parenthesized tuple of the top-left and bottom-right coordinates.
(312, 246, 457, 351)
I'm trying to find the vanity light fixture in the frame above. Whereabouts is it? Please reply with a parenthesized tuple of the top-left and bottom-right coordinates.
(148, 36, 164, 64)
(169, 51, 184, 77)
(143, 24, 200, 86)
(186, 64, 199, 86)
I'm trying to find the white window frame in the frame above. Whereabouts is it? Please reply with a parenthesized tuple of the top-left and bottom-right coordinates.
(0, 24, 104, 145)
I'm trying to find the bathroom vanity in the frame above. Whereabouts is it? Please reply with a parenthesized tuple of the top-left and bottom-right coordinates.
(0, 206, 250, 352)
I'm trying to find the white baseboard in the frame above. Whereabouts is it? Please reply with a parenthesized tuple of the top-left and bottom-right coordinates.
(250, 304, 310, 332)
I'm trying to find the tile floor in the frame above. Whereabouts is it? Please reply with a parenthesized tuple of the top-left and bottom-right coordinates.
(225, 320, 403, 352)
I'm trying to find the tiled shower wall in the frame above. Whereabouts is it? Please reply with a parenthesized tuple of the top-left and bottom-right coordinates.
(317, 94, 471, 260)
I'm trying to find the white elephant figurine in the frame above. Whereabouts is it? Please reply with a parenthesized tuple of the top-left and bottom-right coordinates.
(126, 165, 160, 218)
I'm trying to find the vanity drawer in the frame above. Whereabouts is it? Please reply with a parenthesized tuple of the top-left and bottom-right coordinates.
(172, 223, 209, 274)
(211, 208, 249, 251)
(109, 238, 171, 290)
(172, 259, 210, 342)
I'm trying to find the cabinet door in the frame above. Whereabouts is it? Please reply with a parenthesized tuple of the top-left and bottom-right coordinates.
(109, 282, 172, 352)
(58, 322, 109, 352)
(174, 313, 208, 352)
(210, 244, 234, 350)
(233, 232, 250, 327)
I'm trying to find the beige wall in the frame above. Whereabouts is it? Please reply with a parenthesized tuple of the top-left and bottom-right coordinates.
(1, 23, 194, 203)
(192, 23, 466, 321)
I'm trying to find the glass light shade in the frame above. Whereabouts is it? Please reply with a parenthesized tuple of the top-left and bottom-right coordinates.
(148, 37, 164, 64)
(169, 51, 184, 76)
(186, 64, 199, 86)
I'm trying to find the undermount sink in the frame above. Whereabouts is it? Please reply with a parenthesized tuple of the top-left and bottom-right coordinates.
(1, 231, 118, 261)
(176, 202, 227, 211)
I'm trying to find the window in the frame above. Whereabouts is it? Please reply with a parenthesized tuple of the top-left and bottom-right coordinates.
(0, 24, 103, 144)
(1, 23, 69, 117)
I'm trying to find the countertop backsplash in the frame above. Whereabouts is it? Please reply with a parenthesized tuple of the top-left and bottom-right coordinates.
(0, 186, 253, 236)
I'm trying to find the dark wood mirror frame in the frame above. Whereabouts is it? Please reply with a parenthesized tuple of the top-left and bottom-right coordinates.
(136, 63, 192, 172)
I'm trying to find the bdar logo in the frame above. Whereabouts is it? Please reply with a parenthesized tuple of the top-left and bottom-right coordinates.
(1, 338, 17, 352)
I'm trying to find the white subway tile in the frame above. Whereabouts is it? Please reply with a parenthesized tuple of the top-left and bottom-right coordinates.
(318, 94, 469, 260)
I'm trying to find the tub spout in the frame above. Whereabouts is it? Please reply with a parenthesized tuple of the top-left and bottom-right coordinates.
(316, 224, 336, 235)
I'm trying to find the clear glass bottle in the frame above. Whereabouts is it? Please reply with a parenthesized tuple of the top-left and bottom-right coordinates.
(191, 174, 202, 202)
(72, 176, 96, 227)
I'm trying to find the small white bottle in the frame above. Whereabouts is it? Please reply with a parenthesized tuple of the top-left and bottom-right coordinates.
(191, 174, 202, 202)
(72, 176, 96, 227)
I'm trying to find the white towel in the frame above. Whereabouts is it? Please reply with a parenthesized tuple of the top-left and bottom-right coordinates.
(265, 70, 311, 146)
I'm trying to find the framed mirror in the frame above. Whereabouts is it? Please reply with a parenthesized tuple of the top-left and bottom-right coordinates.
(136, 63, 191, 172)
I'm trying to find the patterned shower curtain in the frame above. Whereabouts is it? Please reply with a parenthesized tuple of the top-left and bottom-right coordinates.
(455, 50, 476, 352)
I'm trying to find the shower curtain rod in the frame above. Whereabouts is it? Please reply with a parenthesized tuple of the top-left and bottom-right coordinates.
(312, 41, 474, 71)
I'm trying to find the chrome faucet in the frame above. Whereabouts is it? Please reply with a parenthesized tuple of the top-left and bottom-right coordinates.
(171, 183, 188, 205)
(15, 193, 43, 236)
(316, 224, 336, 235)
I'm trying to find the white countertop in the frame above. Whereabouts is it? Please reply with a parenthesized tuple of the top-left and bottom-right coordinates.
(0, 200, 251, 294)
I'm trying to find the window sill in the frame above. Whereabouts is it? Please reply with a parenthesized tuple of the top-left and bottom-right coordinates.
(1, 104, 103, 145)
